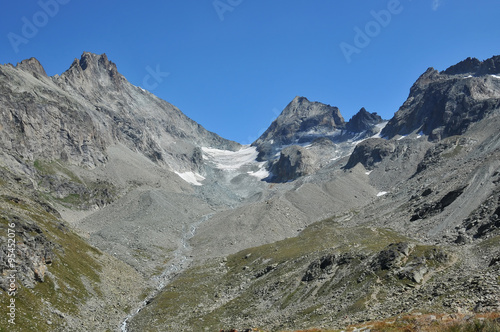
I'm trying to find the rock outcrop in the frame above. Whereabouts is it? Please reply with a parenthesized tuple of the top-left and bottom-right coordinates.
(345, 107, 383, 134)
(0, 52, 239, 171)
(252, 96, 345, 160)
(344, 138, 395, 170)
(381, 55, 500, 140)
(269, 145, 317, 182)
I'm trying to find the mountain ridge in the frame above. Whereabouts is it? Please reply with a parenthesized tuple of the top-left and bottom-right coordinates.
(1, 52, 499, 331)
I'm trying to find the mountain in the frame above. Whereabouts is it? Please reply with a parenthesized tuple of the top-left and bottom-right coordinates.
(381, 56, 500, 140)
(0, 52, 238, 171)
(252, 96, 384, 162)
(1, 53, 500, 331)
(251, 96, 385, 181)
(252, 96, 345, 159)
(345, 107, 383, 133)
(133, 56, 500, 330)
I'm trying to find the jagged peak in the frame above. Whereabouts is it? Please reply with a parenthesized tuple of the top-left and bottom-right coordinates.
(291, 95, 310, 104)
(346, 107, 383, 133)
(442, 55, 500, 76)
(443, 57, 481, 76)
(63, 52, 119, 77)
(16, 57, 47, 77)
(356, 107, 369, 116)
(283, 96, 341, 119)
(79, 52, 115, 71)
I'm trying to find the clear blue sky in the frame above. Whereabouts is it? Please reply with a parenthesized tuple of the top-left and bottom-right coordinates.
(1, 0, 499, 144)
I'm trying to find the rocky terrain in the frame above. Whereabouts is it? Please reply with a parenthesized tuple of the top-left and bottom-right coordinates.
(1, 53, 499, 331)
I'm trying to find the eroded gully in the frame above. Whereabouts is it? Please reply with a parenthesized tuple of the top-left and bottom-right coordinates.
(120, 213, 215, 331)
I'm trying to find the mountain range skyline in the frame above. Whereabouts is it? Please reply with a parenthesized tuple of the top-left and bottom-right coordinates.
(2, 1, 500, 144)
(1, 47, 500, 331)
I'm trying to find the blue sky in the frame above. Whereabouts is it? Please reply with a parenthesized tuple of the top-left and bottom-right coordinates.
(1, 0, 499, 144)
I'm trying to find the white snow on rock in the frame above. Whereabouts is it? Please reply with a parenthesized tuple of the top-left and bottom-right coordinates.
(491, 74, 500, 79)
(202, 146, 260, 170)
(371, 121, 389, 138)
(203, 146, 270, 180)
(175, 171, 205, 186)
(357, 121, 389, 143)
(377, 191, 388, 197)
(247, 167, 270, 180)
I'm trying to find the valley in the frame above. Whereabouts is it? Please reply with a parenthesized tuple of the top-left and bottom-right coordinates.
(0, 53, 499, 331)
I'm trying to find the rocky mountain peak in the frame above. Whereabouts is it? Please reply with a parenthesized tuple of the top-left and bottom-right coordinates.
(443, 55, 500, 76)
(381, 55, 500, 140)
(16, 57, 47, 77)
(346, 107, 383, 133)
(60, 52, 122, 91)
(281, 96, 345, 125)
(442, 57, 482, 76)
(78, 52, 118, 74)
(251, 96, 345, 160)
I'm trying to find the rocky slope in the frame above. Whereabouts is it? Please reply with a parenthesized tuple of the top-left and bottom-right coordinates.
(0, 52, 240, 331)
(252, 96, 384, 161)
(1, 53, 500, 332)
(130, 56, 500, 331)
(251, 96, 385, 181)
(381, 56, 500, 140)
(0, 52, 239, 171)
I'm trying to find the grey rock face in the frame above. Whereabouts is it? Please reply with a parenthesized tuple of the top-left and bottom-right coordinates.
(269, 145, 317, 182)
(345, 107, 383, 133)
(16, 57, 48, 78)
(252, 96, 345, 160)
(344, 138, 395, 170)
(443, 55, 500, 76)
(0, 212, 56, 291)
(0, 52, 239, 171)
(381, 56, 500, 140)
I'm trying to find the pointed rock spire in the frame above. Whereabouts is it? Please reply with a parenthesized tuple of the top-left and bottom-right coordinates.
(16, 57, 47, 77)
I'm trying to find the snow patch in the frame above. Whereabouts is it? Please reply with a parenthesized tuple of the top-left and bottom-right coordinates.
(202, 146, 260, 170)
(203, 145, 270, 181)
(175, 171, 205, 186)
(463, 75, 473, 79)
(377, 191, 388, 197)
(365, 170, 373, 175)
(361, 121, 389, 141)
(247, 167, 270, 180)
(491, 74, 500, 79)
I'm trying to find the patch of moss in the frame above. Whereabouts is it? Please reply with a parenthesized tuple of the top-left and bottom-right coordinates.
(132, 217, 415, 330)
(33, 160, 83, 184)
(0, 195, 103, 331)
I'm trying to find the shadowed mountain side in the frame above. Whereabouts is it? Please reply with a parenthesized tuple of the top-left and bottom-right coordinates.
(381, 56, 500, 140)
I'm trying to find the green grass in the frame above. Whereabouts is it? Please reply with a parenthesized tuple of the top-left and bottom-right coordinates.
(33, 159, 83, 184)
(129, 216, 415, 330)
(0, 195, 103, 331)
(32, 160, 117, 209)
